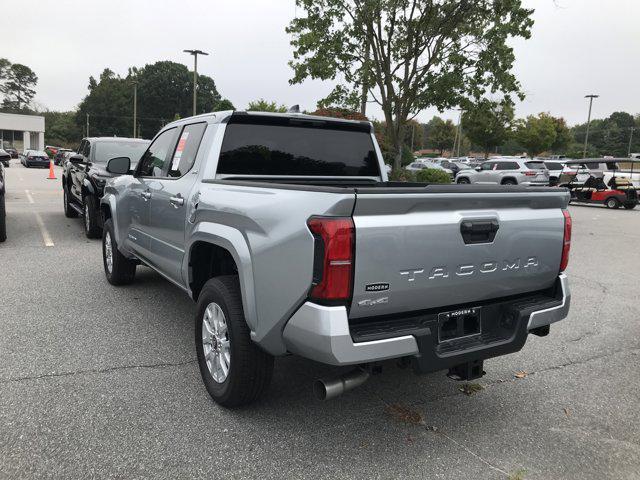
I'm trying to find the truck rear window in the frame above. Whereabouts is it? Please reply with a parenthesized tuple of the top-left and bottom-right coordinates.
(218, 117, 379, 176)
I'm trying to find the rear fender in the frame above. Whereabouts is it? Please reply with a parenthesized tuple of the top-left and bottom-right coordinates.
(184, 223, 256, 333)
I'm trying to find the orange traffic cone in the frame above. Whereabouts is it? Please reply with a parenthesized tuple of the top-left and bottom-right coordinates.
(47, 159, 56, 180)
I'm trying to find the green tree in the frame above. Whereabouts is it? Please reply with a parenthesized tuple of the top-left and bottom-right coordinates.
(550, 116, 572, 153)
(404, 119, 424, 152)
(76, 68, 130, 137)
(571, 111, 638, 157)
(0, 63, 38, 111)
(287, 0, 534, 170)
(462, 99, 514, 158)
(515, 113, 557, 156)
(247, 99, 288, 112)
(0, 58, 10, 82)
(76, 61, 234, 139)
(43, 111, 82, 147)
(424, 117, 457, 155)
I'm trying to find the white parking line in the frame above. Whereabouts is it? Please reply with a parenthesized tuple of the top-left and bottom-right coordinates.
(25, 190, 34, 204)
(33, 211, 54, 247)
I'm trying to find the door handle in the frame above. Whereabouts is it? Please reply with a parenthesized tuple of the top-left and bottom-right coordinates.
(140, 191, 151, 201)
(169, 196, 185, 207)
(460, 220, 499, 244)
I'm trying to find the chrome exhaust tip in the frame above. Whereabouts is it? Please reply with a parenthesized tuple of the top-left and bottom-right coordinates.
(313, 368, 370, 400)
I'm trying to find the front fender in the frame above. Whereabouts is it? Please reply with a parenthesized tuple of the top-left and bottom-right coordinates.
(100, 192, 122, 245)
(82, 178, 95, 196)
(184, 223, 257, 333)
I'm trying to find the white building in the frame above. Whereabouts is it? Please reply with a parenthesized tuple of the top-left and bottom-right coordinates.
(0, 112, 45, 152)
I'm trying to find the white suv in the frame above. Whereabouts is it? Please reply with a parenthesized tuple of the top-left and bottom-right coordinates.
(456, 158, 549, 186)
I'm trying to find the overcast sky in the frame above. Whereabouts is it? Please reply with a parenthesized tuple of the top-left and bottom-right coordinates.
(5, 0, 639, 125)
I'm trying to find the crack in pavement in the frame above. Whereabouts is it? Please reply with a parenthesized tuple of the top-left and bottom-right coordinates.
(0, 359, 197, 385)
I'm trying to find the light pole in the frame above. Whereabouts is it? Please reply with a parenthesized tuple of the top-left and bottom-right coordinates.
(131, 80, 138, 138)
(183, 49, 209, 116)
(582, 94, 599, 158)
(454, 109, 463, 158)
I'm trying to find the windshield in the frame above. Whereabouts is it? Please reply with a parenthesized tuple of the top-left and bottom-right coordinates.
(218, 118, 379, 176)
(94, 141, 149, 165)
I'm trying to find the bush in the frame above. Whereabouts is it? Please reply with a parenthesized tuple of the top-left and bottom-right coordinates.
(416, 168, 451, 184)
(388, 169, 416, 182)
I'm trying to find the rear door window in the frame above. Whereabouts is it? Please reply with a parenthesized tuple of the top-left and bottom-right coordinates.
(218, 116, 379, 176)
(168, 123, 207, 178)
(497, 162, 519, 170)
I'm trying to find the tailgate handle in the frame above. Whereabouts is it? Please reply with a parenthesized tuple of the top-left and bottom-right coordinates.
(460, 220, 499, 244)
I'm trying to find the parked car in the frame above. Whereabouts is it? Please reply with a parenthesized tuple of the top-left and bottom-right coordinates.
(58, 151, 76, 169)
(54, 148, 73, 165)
(62, 137, 150, 238)
(434, 159, 471, 176)
(4, 148, 18, 159)
(0, 161, 5, 242)
(406, 161, 453, 177)
(22, 150, 50, 168)
(0, 149, 10, 168)
(456, 158, 549, 186)
(101, 111, 571, 407)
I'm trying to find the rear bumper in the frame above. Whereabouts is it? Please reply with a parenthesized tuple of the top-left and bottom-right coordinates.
(25, 160, 49, 167)
(282, 274, 570, 367)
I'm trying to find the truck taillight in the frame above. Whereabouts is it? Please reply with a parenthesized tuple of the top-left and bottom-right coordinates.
(524, 171, 536, 176)
(560, 210, 572, 272)
(307, 216, 354, 304)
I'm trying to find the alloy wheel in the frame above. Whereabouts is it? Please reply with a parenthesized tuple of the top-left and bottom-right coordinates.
(104, 231, 113, 273)
(85, 204, 90, 231)
(202, 302, 231, 383)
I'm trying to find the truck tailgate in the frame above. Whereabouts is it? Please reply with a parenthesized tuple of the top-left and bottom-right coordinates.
(349, 187, 569, 319)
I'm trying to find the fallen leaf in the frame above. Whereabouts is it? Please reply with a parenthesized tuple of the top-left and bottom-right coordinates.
(459, 383, 484, 396)
(514, 371, 528, 379)
(563, 408, 570, 416)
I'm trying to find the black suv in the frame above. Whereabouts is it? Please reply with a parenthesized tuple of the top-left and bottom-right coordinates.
(62, 137, 150, 238)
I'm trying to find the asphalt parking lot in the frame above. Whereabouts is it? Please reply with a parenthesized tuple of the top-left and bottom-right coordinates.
(1, 160, 639, 479)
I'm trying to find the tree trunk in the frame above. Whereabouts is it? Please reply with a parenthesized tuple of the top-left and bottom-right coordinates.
(392, 122, 406, 171)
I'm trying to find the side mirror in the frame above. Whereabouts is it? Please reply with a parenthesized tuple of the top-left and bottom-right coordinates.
(475, 166, 482, 171)
(69, 154, 84, 165)
(106, 156, 131, 175)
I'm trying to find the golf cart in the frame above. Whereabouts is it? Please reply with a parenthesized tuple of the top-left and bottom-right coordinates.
(561, 158, 639, 210)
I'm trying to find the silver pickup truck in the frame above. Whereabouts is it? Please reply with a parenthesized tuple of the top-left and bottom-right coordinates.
(100, 111, 572, 407)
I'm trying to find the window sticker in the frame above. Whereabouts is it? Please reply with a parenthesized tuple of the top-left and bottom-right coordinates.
(171, 131, 190, 170)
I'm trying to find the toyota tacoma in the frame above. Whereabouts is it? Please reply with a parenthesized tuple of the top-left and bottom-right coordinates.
(100, 111, 572, 407)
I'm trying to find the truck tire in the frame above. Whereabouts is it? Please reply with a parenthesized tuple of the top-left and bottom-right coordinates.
(102, 218, 136, 285)
(0, 194, 6, 243)
(84, 194, 102, 238)
(63, 186, 78, 218)
(502, 178, 517, 186)
(624, 203, 636, 210)
(457, 177, 470, 184)
(195, 275, 273, 407)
